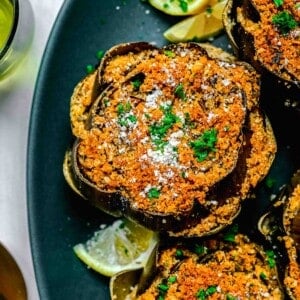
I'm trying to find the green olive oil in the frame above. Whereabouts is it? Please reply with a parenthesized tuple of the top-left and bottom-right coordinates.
(0, 0, 14, 51)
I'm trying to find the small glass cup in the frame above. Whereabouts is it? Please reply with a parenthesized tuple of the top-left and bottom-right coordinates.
(0, 0, 34, 79)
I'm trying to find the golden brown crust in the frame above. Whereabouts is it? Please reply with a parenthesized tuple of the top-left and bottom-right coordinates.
(137, 234, 284, 299)
(64, 42, 276, 233)
(223, 0, 300, 104)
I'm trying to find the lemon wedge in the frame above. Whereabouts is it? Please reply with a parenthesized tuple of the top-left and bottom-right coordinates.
(149, 0, 210, 16)
(163, 0, 227, 42)
(73, 218, 159, 277)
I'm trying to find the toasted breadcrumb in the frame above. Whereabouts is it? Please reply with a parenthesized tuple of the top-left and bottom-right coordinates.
(137, 234, 283, 299)
(77, 44, 251, 215)
(237, 0, 300, 82)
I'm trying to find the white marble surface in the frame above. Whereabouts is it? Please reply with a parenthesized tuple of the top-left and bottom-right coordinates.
(0, 0, 64, 299)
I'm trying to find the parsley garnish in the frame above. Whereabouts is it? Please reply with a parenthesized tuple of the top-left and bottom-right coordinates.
(117, 102, 137, 127)
(117, 102, 131, 115)
(223, 224, 239, 243)
(193, 243, 207, 255)
(131, 78, 142, 91)
(149, 105, 179, 149)
(226, 294, 238, 300)
(260, 272, 267, 280)
(179, 0, 188, 12)
(157, 275, 177, 299)
(184, 112, 195, 128)
(189, 128, 217, 162)
(103, 98, 110, 107)
(85, 64, 95, 74)
(265, 250, 276, 268)
(158, 283, 169, 292)
(164, 50, 175, 58)
(196, 285, 217, 299)
(175, 249, 184, 259)
(96, 50, 105, 60)
(273, 0, 283, 6)
(272, 11, 298, 34)
(168, 275, 177, 284)
(265, 177, 276, 188)
(127, 115, 137, 123)
(147, 187, 160, 199)
(174, 83, 187, 101)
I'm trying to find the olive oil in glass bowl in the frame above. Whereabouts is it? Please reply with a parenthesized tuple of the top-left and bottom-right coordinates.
(0, 0, 34, 79)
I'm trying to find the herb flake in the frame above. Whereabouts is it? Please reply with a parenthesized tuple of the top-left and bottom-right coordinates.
(174, 83, 187, 101)
(273, 0, 284, 7)
(190, 128, 217, 162)
(196, 285, 217, 299)
(147, 187, 160, 199)
(265, 250, 276, 268)
(272, 11, 298, 34)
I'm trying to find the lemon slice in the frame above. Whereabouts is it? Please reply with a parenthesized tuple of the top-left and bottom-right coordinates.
(73, 219, 159, 277)
(149, 0, 210, 16)
(163, 0, 227, 42)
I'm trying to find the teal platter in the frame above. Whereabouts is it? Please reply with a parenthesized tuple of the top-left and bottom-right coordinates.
(27, 0, 300, 299)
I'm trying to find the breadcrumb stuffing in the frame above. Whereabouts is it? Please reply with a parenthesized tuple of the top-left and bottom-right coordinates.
(237, 0, 300, 82)
(77, 44, 251, 215)
(68, 42, 276, 234)
(137, 234, 283, 299)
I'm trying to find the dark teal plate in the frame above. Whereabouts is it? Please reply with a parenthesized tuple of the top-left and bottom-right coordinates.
(27, 0, 300, 299)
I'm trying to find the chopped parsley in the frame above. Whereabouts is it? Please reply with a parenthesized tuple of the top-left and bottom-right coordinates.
(272, 11, 298, 34)
(265, 176, 276, 189)
(265, 250, 276, 268)
(226, 294, 238, 300)
(174, 83, 187, 101)
(117, 102, 137, 127)
(179, 0, 189, 12)
(196, 285, 217, 299)
(157, 275, 177, 299)
(175, 248, 184, 259)
(131, 78, 142, 91)
(149, 105, 180, 150)
(168, 275, 177, 284)
(273, 0, 283, 7)
(85, 64, 95, 74)
(117, 102, 131, 115)
(164, 50, 175, 58)
(189, 128, 217, 162)
(103, 98, 110, 107)
(260, 272, 267, 280)
(181, 171, 187, 178)
(193, 243, 207, 256)
(158, 282, 169, 292)
(223, 224, 239, 243)
(96, 50, 105, 60)
(127, 115, 137, 123)
(184, 112, 195, 128)
(147, 187, 160, 199)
